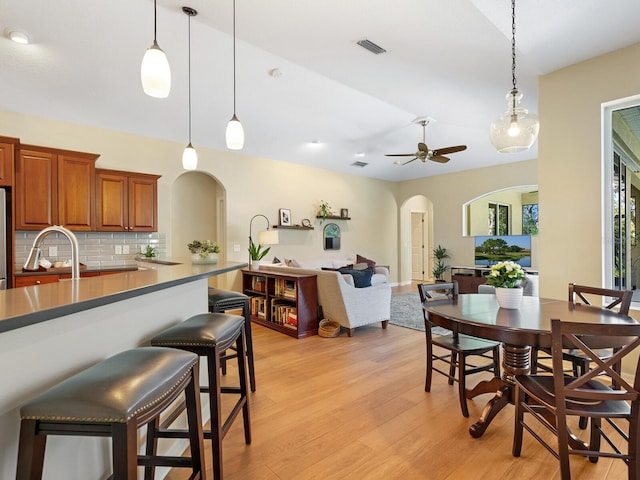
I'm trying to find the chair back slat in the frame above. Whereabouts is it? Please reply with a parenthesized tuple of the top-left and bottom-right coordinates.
(417, 282, 458, 303)
(569, 283, 632, 315)
(551, 319, 640, 412)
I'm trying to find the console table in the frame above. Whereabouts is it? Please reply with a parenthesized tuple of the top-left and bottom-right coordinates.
(451, 266, 539, 294)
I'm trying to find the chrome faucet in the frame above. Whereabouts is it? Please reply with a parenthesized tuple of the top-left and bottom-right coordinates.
(24, 225, 80, 279)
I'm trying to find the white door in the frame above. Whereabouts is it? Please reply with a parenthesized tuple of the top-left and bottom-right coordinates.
(411, 212, 425, 280)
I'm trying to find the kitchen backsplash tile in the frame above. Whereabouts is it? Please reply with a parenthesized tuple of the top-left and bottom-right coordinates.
(14, 231, 166, 269)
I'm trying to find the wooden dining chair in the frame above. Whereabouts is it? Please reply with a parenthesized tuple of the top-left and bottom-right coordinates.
(513, 318, 640, 480)
(531, 283, 633, 429)
(532, 283, 632, 376)
(418, 282, 501, 417)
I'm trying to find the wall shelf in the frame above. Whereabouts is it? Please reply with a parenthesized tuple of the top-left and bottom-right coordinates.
(315, 215, 351, 220)
(272, 225, 314, 230)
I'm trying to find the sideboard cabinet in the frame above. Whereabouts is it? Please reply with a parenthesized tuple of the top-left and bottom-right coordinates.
(15, 145, 99, 230)
(95, 169, 160, 232)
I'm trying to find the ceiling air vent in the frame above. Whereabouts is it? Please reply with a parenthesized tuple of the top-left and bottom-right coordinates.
(351, 161, 369, 167)
(356, 39, 386, 55)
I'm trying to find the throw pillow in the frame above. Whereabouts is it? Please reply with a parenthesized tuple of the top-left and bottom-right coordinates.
(285, 258, 300, 267)
(356, 254, 376, 268)
(273, 257, 281, 264)
(338, 266, 373, 288)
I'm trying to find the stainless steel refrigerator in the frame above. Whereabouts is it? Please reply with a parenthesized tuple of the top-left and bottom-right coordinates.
(0, 189, 6, 289)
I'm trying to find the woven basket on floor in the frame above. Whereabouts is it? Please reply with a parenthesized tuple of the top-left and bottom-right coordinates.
(318, 319, 341, 338)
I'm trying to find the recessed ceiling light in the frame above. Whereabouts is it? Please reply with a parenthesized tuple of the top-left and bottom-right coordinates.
(4, 28, 30, 45)
(355, 152, 366, 158)
(268, 68, 282, 78)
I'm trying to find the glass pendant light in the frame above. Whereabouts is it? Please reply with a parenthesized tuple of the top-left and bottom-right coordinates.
(490, 0, 539, 153)
(225, 0, 245, 150)
(182, 7, 198, 170)
(141, 0, 171, 98)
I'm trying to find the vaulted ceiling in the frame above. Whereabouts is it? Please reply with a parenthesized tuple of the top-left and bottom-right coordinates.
(2, 0, 640, 181)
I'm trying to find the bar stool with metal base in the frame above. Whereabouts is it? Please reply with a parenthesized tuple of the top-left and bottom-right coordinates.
(208, 287, 256, 392)
(16, 347, 206, 480)
(149, 312, 251, 480)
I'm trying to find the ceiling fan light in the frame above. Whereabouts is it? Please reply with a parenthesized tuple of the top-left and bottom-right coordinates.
(182, 143, 198, 170)
(490, 90, 539, 153)
(226, 114, 245, 150)
(141, 41, 171, 98)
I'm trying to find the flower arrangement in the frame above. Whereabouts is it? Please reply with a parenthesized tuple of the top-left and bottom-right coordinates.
(485, 261, 525, 288)
(187, 240, 220, 258)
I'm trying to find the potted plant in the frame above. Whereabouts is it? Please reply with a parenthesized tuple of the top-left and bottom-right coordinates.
(187, 240, 220, 264)
(143, 245, 157, 258)
(485, 261, 525, 308)
(248, 236, 270, 270)
(432, 244, 450, 282)
(317, 200, 333, 224)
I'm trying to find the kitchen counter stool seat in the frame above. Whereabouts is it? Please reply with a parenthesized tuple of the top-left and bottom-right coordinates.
(150, 312, 251, 480)
(208, 287, 256, 391)
(16, 347, 206, 480)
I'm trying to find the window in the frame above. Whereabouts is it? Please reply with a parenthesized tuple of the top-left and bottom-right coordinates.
(488, 202, 510, 235)
(603, 96, 640, 298)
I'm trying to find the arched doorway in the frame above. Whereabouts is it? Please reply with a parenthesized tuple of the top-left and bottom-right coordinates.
(399, 194, 432, 285)
(170, 171, 226, 259)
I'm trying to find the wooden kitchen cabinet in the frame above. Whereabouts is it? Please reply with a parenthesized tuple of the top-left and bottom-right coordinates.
(95, 169, 160, 232)
(15, 145, 98, 230)
(0, 136, 18, 187)
(14, 274, 61, 287)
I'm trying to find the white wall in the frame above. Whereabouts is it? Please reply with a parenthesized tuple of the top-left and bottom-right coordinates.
(538, 41, 640, 300)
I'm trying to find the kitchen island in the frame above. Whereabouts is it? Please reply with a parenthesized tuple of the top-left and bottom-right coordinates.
(0, 258, 247, 479)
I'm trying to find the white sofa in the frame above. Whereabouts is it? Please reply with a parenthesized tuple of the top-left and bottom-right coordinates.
(259, 261, 391, 336)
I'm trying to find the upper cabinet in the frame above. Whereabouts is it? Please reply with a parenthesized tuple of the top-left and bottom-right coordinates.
(95, 169, 160, 232)
(15, 145, 99, 231)
(0, 136, 18, 187)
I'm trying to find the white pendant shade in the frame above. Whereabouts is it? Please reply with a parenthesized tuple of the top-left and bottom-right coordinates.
(141, 41, 171, 98)
(489, 89, 539, 153)
(225, 114, 245, 150)
(182, 143, 198, 170)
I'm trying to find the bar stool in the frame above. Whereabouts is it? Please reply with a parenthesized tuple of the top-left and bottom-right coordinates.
(149, 312, 251, 480)
(208, 287, 256, 392)
(16, 347, 205, 480)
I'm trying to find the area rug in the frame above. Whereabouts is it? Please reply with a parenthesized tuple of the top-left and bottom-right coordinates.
(390, 292, 449, 335)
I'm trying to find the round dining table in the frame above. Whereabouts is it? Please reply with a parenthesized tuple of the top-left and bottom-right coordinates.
(423, 293, 637, 438)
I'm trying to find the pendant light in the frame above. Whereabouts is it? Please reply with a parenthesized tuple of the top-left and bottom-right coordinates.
(489, 0, 539, 153)
(182, 7, 198, 170)
(225, 0, 245, 150)
(141, 0, 171, 98)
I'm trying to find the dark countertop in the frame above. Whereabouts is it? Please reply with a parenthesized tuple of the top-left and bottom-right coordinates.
(0, 258, 247, 334)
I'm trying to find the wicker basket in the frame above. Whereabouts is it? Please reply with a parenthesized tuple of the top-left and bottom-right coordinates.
(318, 319, 341, 338)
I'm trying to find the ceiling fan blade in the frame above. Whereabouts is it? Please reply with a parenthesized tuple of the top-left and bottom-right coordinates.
(394, 157, 418, 166)
(432, 145, 467, 156)
(418, 142, 428, 152)
(429, 155, 450, 163)
(385, 153, 415, 157)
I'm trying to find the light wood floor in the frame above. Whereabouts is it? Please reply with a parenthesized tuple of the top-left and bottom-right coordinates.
(166, 284, 628, 480)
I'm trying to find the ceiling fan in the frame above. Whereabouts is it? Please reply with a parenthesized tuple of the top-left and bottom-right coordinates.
(386, 119, 467, 166)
